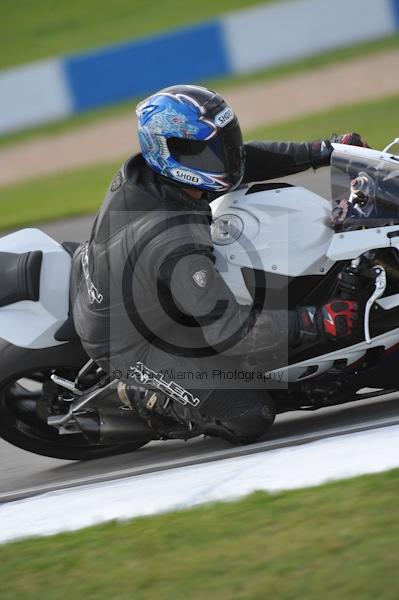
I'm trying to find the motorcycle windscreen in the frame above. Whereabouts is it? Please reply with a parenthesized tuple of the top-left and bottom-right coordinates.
(330, 147, 399, 231)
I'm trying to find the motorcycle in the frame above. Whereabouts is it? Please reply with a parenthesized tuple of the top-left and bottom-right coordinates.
(1, 141, 399, 460)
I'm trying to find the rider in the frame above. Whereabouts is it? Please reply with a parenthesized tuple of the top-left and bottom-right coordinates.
(72, 84, 367, 443)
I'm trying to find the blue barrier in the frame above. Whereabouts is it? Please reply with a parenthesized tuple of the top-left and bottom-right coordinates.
(1, 0, 399, 134)
(64, 21, 231, 112)
(390, 0, 399, 27)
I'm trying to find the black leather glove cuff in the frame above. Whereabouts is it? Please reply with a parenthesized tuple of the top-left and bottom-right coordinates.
(309, 140, 333, 169)
(289, 306, 319, 349)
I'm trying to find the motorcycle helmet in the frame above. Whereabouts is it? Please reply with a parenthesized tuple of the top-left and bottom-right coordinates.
(136, 84, 245, 192)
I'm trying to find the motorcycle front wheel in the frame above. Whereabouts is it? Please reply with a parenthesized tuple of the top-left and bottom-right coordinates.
(0, 340, 150, 460)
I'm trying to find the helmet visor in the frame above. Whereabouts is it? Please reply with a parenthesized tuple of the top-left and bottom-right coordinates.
(167, 120, 244, 178)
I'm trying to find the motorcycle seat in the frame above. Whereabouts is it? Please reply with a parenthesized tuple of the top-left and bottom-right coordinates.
(0, 250, 42, 308)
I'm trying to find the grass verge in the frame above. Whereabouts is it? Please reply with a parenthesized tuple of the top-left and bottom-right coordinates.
(247, 94, 399, 148)
(1, 469, 399, 599)
(0, 94, 397, 232)
(0, 161, 121, 232)
(0, 0, 272, 71)
(1, 33, 398, 150)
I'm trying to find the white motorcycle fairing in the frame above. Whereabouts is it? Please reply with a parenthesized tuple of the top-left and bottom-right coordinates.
(211, 144, 399, 383)
(211, 184, 334, 304)
(0, 229, 71, 349)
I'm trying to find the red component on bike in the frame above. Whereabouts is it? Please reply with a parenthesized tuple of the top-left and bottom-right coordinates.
(321, 300, 358, 338)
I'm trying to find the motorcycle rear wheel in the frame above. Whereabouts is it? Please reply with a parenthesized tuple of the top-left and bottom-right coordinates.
(0, 339, 150, 461)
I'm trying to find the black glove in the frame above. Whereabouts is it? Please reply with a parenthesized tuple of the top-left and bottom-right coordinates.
(310, 133, 370, 170)
(297, 299, 359, 344)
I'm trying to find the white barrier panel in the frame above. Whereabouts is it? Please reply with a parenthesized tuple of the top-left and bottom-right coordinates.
(0, 59, 72, 135)
(223, 0, 396, 73)
(0, 0, 398, 135)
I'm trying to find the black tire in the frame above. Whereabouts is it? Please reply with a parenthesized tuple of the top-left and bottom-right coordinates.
(0, 339, 150, 461)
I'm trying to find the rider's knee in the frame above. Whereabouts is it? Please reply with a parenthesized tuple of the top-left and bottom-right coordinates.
(200, 389, 276, 444)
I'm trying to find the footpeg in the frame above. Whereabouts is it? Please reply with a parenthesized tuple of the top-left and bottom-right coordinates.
(50, 374, 84, 396)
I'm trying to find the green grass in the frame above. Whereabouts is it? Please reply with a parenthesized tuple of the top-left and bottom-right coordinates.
(1, 33, 398, 150)
(0, 0, 273, 71)
(1, 469, 399, 599)
(0, 93, 397, 232)
(0, 161, 121, 231)
(247, 94, 399, 148)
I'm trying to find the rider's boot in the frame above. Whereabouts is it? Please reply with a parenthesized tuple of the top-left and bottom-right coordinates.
(117, 382, 201, 440)
(123, 383, 276, 445)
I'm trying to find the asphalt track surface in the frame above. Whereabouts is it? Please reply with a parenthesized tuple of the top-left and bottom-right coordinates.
(1, 169, 398, 499)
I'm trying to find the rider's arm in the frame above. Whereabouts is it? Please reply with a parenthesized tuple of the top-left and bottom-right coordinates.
(243, 140, 332, 183)
(158, 245, 299, 358)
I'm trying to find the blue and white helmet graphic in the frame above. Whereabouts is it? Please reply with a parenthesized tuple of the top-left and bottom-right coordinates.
(136, 85, 245, 192)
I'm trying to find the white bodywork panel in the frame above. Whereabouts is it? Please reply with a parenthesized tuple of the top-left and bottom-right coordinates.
(211, 185, 334, 304)
(377, 293, 399, 310)
(268, 327, 399, 384)
(210, 172, 399, 382)
(0, 229, 71, 349)
(327, 225, 399, 261)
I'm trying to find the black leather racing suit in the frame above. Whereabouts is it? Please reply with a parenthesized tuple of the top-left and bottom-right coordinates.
(71, 139, 332, 440)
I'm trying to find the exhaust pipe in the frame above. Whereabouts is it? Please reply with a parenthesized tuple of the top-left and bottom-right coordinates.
(75, 408, 158, 445)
